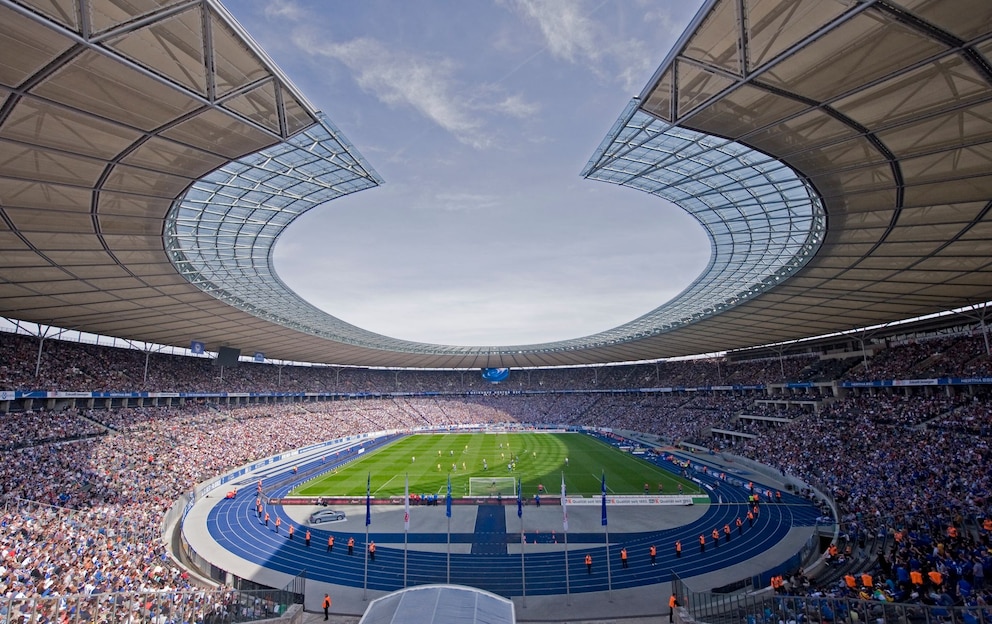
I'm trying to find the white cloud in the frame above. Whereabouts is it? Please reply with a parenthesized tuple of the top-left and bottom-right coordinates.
(292, 33, 537, 149)
(509, 0, 601, 63)
(263, 0, 305, 21)
(473, 90, 541, 119)
(504, 0, 689, 91)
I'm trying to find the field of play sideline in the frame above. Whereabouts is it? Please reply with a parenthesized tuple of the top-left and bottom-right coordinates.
(269, 431, 709, 506)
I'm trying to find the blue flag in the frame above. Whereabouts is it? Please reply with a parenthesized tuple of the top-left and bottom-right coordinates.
(365, 473, 371, 526)
(516, 479, 523, 519)
(445, 474, 452, 518)
(601, 471, 608, 527)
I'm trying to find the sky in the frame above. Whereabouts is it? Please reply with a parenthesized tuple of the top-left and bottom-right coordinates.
(227, 0, 711, 347)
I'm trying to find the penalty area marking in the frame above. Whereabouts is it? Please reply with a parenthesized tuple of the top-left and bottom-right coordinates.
(592, 473, 617, 494)
(373, 474, 398, 495)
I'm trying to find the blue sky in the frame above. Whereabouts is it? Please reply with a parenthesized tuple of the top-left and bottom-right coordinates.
(228, 0, 710, 347)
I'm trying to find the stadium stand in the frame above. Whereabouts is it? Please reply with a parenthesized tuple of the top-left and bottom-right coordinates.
(1, 326, 990, 617)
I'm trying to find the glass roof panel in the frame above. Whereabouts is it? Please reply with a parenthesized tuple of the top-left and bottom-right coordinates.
(579, 102, 824, 342)
(165, 115, 407, 352)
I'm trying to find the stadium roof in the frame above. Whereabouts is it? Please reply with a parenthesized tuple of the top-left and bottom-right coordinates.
(1, 0, 991, 368)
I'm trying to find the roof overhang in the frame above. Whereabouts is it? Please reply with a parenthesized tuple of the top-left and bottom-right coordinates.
(1, 0, 991, 367)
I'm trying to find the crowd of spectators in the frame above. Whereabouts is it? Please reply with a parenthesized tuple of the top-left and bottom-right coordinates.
(0, 408, 105, 450)
(2, 328, 992, 613)
(6, 329, 987, 396)
(844, 333, 992, 383)
(735, 407, 991, 612)
(745, 403, 811, 419)
(819, 392, 972, 427)
(929, 398, 992, 437)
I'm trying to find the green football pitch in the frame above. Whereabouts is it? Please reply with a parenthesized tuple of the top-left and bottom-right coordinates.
(292, 432, 701, 499)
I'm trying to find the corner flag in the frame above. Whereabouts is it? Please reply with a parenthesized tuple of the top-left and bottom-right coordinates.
(601, 471, 608, 527)
(365, 473, 372, 526)
(445, 474, 452, 518)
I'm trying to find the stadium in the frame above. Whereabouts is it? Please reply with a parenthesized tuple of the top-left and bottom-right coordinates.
(1, 0, 991, 623)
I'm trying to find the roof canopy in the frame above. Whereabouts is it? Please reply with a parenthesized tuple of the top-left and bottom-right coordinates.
(359, 585, 515, 624)
(1, 0, 991, 367)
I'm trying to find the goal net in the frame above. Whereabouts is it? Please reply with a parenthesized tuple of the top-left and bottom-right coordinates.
(469, 477, 517, 497)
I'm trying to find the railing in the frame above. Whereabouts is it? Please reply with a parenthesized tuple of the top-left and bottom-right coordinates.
(0, 588, 299, 624)
(673, 585, 992, 624)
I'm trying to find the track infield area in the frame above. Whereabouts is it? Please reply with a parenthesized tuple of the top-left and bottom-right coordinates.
(291, 432, 700, 499)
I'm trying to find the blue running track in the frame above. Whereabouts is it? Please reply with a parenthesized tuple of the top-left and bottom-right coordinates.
(203, 435, 820, 597)
(472, 505, 509, 555)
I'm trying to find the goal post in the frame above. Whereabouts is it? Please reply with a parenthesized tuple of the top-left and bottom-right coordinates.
(469, 477, 517, 497)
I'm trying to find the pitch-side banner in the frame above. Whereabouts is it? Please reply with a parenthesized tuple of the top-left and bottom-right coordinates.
(563, 495, 695, 506)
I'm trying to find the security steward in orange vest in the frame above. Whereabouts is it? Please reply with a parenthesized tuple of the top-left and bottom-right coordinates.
(910, 570, 924, 586)
(650, 544, 657, 566)
(322, 594, 331, 621)
(669, 593, 678, 622)
(348, 536, 355, 555)
(585, 553, 593, 574)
